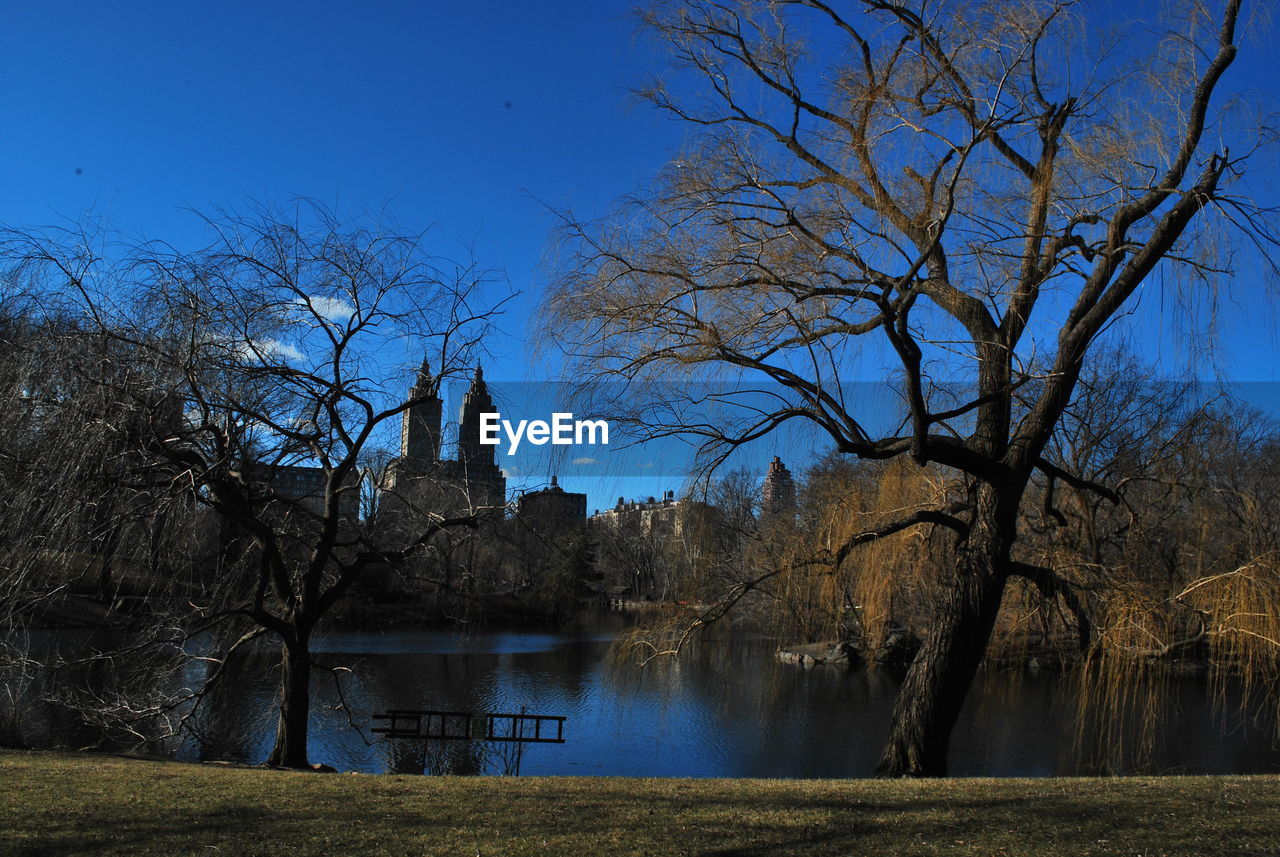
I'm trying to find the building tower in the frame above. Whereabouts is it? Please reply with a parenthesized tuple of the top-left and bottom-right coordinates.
(432, 365, 506, 512)
(456, 365, 496, 469)
(399, 355, 442, 472)
(761, 456, 796, 517)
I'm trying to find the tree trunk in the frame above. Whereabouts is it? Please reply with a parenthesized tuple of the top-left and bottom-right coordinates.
(91, 494, 122, 602)
(266, 634, 311, 768)
(96, 528, 121, 603)
(876, 505, 1011, 777)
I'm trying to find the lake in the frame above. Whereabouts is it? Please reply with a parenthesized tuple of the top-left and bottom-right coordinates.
(10, 611, 1280, 777)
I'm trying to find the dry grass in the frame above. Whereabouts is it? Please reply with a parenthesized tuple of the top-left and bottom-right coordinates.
(2, 749, 1277, 856)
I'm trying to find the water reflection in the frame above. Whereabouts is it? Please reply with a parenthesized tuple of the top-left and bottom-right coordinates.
(9, 611, 1280, 777)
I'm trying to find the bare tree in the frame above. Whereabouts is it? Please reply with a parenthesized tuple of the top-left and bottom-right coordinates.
(543, 0, 1274, 775)
(6, 201, 506, 768)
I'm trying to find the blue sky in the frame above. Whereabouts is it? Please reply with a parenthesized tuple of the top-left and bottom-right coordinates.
(3, 1, 1278, 511)
(2, 0, 698, 508)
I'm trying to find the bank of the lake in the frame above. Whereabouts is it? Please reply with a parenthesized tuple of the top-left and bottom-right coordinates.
(2, 750, 1276, 856)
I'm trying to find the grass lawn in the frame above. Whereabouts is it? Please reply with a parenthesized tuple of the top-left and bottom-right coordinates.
(1, 749, 1276, 856)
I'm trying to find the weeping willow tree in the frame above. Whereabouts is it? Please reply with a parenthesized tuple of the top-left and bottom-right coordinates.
(638, 352, 1280, 772)
(1052, 380, 1280, 767)
(0, 294, 214, 751)
(753, 455, 947, 650)
(4, 202, 507, 769)
(543, 0, 1275, 776)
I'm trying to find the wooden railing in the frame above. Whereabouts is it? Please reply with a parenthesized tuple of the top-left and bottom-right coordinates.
(372, 709, 566, 744)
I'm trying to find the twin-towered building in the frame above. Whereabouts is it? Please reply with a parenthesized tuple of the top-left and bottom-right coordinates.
(253, 357, 802, 609)
(379, 359, 508, 523)
(374, 360, 592, 568)
(372, 357, 796, 547)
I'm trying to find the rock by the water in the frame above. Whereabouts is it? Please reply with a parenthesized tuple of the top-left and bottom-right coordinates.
(824, 641, 862, 666)
(776, 641, 861, 668)
(873, 626, 922, 667)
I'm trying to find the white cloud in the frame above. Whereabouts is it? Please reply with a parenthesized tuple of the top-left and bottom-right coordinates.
(236, 338, 304, 363)
(571, 457, 598, 465)
(200, 331, 305, 365)
(299, 295, 355, 322)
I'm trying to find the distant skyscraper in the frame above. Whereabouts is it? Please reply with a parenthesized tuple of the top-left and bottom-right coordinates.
(761, 456, 795, 517)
